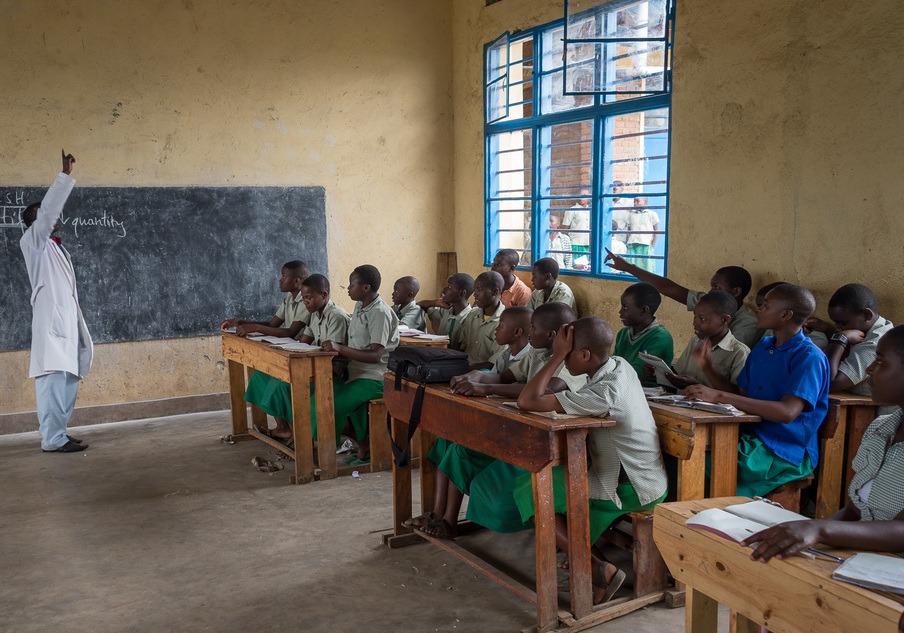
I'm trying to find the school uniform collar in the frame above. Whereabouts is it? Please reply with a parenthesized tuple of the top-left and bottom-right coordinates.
(871, 408, 903, 441)
(395, 300, 416, 313)
(628, 319, 662, 342)
(767, 329, 807, 352)
(587, 357, 618, 384)
(482, 301, 505, 321)
(711, 329, 742, 352)
(358, 296, 383, 312)
(868, 316, 891, 336)
(508, 344, 532, 362)
(286, 291, 304, 306)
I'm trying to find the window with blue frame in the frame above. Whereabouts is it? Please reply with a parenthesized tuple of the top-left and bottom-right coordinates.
(484, 0, 674, 278)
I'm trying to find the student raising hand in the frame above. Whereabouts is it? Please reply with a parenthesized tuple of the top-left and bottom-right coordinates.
(604, 248, 630, 273)
(62, 149, 75, 174)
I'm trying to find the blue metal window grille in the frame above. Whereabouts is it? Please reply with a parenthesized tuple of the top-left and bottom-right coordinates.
(484, 1, 673, 280)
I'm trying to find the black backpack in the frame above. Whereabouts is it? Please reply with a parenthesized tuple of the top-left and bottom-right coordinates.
(385, 346, 470, 467)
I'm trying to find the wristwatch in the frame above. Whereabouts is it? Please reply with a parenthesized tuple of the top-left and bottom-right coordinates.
(830, 333, 850, 347)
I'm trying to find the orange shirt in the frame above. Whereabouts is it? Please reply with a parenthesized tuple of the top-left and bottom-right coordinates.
(501, 275, 532, 308)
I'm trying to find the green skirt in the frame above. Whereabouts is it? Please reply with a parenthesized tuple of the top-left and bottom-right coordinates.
(626, 244, 655, 272)
(513, 467, 666, 542)
(736, 433, 814, 498)
(243, 371, 381, 445)
(465, 459, 530, 533)
(437, 443, 496, 496)
(427, 437, 452, 466)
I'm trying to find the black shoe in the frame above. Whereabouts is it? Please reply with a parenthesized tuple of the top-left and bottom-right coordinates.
(66, 435, 83, 444)
(43, 440, 89, 453)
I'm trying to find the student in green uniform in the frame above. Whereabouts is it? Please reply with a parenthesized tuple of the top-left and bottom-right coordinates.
(513, 317, 667, 604)
(417, 273, 474, 338)
(612, 282, 673, 384)
(452, 271, 506, 369)
(408, 304, 578, 539)
(659, 290, 749, 391)
(526, 257, 576, 311)
(322, 265, 399, 463)
(242, 273, 350, 442)
(391, 275, 426, 331)
(604, 250, 758, 348)
(742, 326, 904, 561)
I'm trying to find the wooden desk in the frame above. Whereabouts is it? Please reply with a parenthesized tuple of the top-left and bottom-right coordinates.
(647, 402, 760, 500)
(221, 333, 338, 484)
(653, 497, 904, 633)
(382, 376, 661, 632)
(399, 334, 450, 348)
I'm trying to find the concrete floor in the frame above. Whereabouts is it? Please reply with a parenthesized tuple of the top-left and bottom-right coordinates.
(0, 411, 706, 633)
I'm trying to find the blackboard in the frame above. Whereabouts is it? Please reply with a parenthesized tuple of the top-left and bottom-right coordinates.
(0, 186, 327, 351)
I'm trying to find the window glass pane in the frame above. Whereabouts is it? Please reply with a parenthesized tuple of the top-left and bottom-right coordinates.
(540, 26, 593, 114)
(539, 121, 592, 271)
(494, 203, 533, 268)
(485, 33, 509, 123)
(603, 108, 669, 274)
(503, 37, 534, 120)
(489, 130, 532, 199)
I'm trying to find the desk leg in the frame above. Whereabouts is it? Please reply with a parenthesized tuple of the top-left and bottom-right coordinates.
(533, 464, 559, 633)
(845, 406, 878, 493)
(564, 429, 592, 619)
(227, 360, 249, 437)
(313, 358, 338, 480)
(729, 610, 761, 633)
(816, 404, 846, 519)
(686, 587, 718, 633)
(420, 431, 438, 516)
(677, 426, 708, 500)
(392, 416, 412, 536)
(709, 424, 739, 498)
(289, 358, 315, 485)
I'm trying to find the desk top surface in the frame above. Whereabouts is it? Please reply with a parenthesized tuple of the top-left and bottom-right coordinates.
(647, 400, 761, 425)
(221, 332, 337, 358)
(829, 391, 878, 406)
(384, 374, 615, 433)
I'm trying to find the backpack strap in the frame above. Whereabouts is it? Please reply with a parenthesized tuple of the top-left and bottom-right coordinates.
(387, 374, 425, 468)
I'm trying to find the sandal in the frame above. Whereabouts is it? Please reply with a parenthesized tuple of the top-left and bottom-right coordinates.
(402, 512, 437, 529)
(592, 565, 626, 604)
(253, 425, 273, 438)
(417, 518, 456, 540)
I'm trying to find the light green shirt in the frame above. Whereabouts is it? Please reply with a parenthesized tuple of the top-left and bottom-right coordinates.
(687, 290, 759, 348)
(554, 356, 667, 507)
(427, 304, 474, 343)
(393, 301, 426, 331)
(508, 346, 587, 392)
(456, 301, 505, 364)
(839, 316, 893, 397)
(526, 280, 577, 311)
(275, 292, 310, 331)
(672, 330, 750, 387)
(303, 300, 351, 345)
(490, 343, 532, 374)
(346, 297, 400, 382)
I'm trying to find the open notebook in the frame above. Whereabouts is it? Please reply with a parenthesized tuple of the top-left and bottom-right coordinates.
(832, 553, 904, 595)
(685, 499, 808, 542)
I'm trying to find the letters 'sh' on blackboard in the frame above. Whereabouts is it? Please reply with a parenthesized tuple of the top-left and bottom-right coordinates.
(0, 186, 327, 351)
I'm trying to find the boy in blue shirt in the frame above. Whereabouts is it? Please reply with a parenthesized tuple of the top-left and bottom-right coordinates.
(685, 283, 830, 498)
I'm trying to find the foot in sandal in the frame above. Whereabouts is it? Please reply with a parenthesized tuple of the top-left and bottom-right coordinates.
(402, 512, 437, 529)
(591, 562, 626, 604)
(417, 518, 457, 540)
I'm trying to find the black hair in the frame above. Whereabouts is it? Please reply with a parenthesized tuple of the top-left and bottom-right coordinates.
(475, 270, 505, 292)
(881, 325, 904, 363)
(571, 316, 614, 358)
(532, 257, 559, 279)
(395, 276, 420, 295)
(495, 249, 520, 267)
(714, 266, 753, 298)
(756, 281, 788, 299)
(696, 290, 738, 317)
(532, 302, 576, 332)
(301, 273, 330, 294)
(352, 264, 381, 291)
(623, 282, 662, 313)
(21, 202, 41, 228)
(282, 260, 308, 279)
(449, 273, 475, 297)
(828, 283, 879, 314)
(767, 283, 817, 325)
(500, 306, 532, 329)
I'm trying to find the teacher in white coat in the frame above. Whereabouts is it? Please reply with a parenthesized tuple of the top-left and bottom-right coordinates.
(20, 150, 94, 453)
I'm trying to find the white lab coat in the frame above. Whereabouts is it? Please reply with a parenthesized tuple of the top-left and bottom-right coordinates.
(19, 172, 94, 379)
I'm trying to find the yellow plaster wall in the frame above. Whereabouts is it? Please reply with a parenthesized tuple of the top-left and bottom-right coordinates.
(452, 0, 904, 352)
(1, 0, 453, 414)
